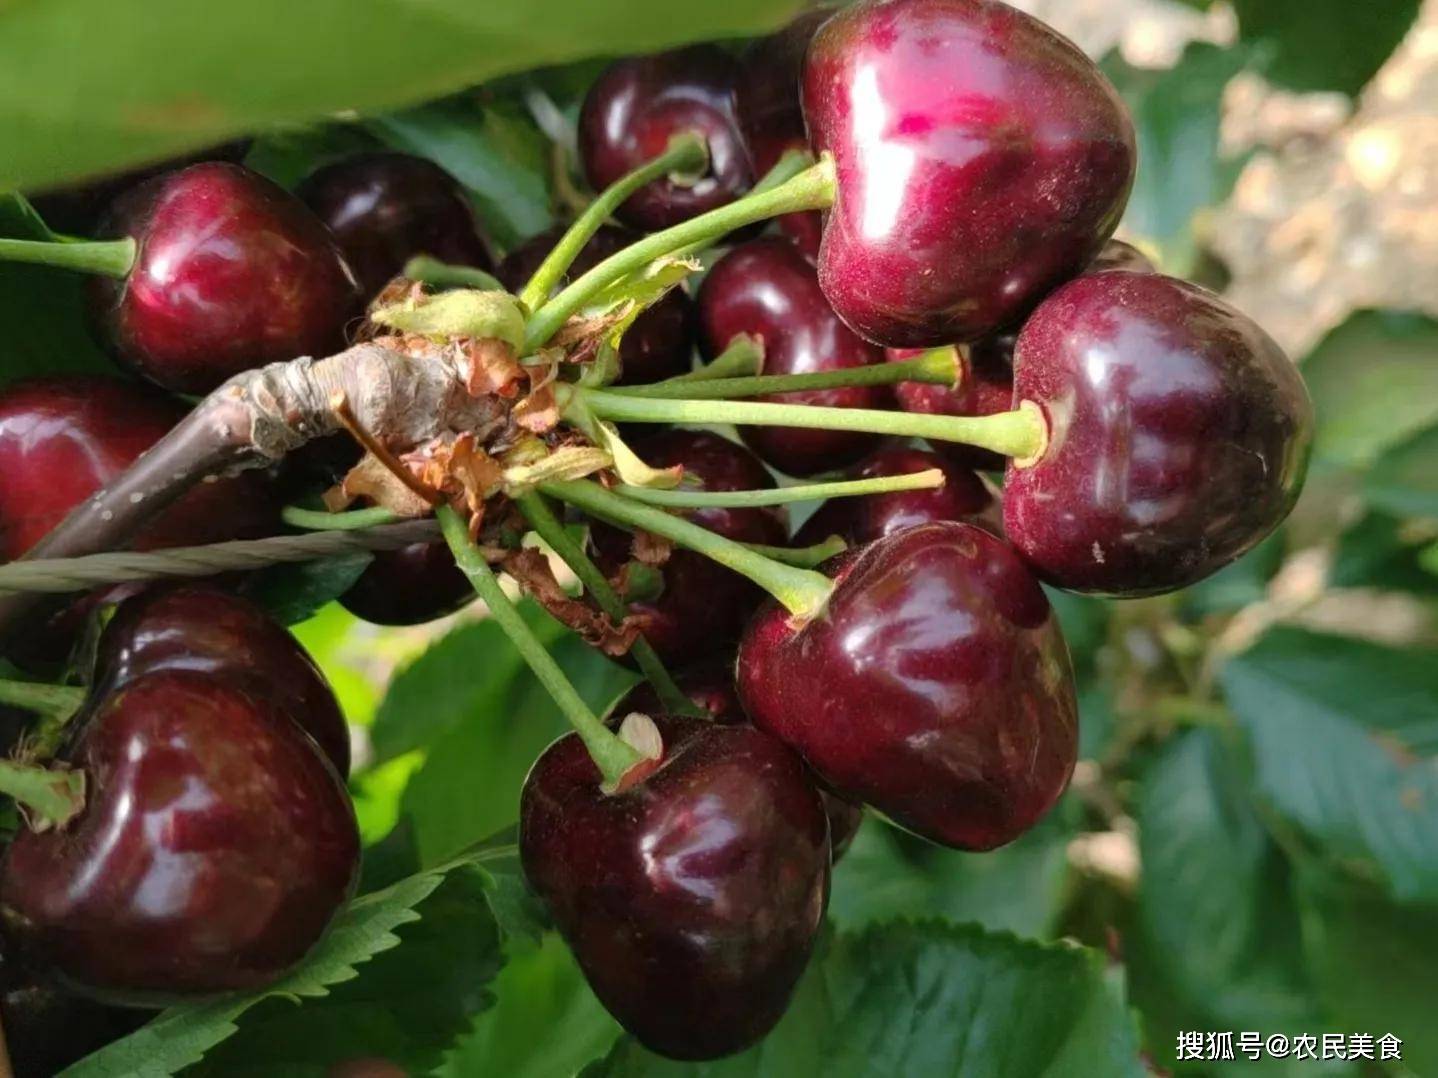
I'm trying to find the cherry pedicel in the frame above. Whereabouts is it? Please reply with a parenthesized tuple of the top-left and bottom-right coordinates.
(340, 541, 474, 627)
(298, 152, 494, 299)
(0, 670, 359, 1003)
(739, 522, 1079, 851)
(803, 0, 1135, 347)
(1004, 271, 1314, 596)
(578, 45, 753, 231)
(520, 715, 829, 1060)
(697, 236, 889, 476)
(89, 162, 361, 394)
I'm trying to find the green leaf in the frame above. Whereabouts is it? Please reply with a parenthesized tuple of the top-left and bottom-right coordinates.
(241, 123, 382, 191)
(1330, 512, 1438, 594)
(0, 0, 803, 194)
(1178, 530, 1286, 618)
(1233, 0, 1419, 96)
(1103, 44, 1249, 275)
(1129, 730, 1332, 1075)
(1220, 628, 1438, 901)
(239, 553, 373, 627)
(589, 921, 1144, 1077)
(1365, 424, 1438, 519)
(830, 807, 1075, 939)
(1301, 310, 1438, 468)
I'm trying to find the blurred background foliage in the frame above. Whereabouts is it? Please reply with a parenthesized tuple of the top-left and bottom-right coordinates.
(3, 0, 1437, 1074)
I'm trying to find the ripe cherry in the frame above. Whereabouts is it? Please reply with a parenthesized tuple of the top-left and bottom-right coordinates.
(498, 224, 694, 385)
(520, 715, 829, 1060)
(794, 445, 997, 547)
(340, 541, 474, 627)
(578, 45, 753, 231)
(588, 430, 786, 668)
(803, 0, 1136, 346)
(697, 236, 889, 476)
(1004, 271, 1314, 596)
(611, 660, 864, 859)
(89, 162, 361, 394)
(738, 522, 1079, 851)
(0, 670, 359, 1002)
(736, 9, 835, 257)
(298, 152, 494, 299)
(93, 584, 350, 776)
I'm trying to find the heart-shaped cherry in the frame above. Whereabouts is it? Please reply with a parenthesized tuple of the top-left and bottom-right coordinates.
(0, 670, 358, 1003)
(339, 541, 474, 627)
(93, 583, 350, 776)
(794, 445, 996, 547)
(736, 9, 836, 257)
(520, 714, 829, 1060)
(1004, 271, 1314, 595)
(803, 0, 1136, 346)
(499, 224, 694, 385)
(588, 430, 786, 667)
(298, 152, 494, 298)
(89, 162, 361, 394)
(578, 45, 753, 231)
(611, 660, 864, 858)
(738, 521, 1078, 850)
(697, 236, 889, 476)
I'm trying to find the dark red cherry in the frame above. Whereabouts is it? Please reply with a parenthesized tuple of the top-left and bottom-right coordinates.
(886, 341, 1014, 471)
(339, 541, 473, 627)
(520, 715, 828, 1060)
(93, 583, 350, 776)
(1004, 271, 1313, 596)
(738, 522, 1078, 850)
(0, 980, 146, 1078)
(736, 9, 835, 257)
(697, 237, 889, 476)
(498, 224, 694, 385)
(88, 162, 361, 394)
(578, 45, 754, 231)
(589, 431, 786, 667)
(0, 670, 359, 1002)
(794, 445, 996, 547)
(803, 0, 1136, 346)
(611, 661, 864, 859)
(297, 152, 494, 299)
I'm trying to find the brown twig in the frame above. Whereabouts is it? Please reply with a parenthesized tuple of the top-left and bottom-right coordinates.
(330, 390, 444, 507)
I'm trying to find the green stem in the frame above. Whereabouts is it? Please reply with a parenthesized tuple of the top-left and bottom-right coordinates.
(0, 237, 136, 278)
(514, 493, 701, 720)
(615, 346, 959, 400)
(437, 506, 642, 787)
(616, 468, 943, 509)
(747, 537, 847, 569)
(402, 255, 505, 292)
(519, 132, 709, 312)
(0, 759, 86, 830)
(524, 156, 836, 351)
(579, 390, 1048, 461)
(541, 479, 833, 620)
(655, 149, 817, 265)
(282, 505, 401, 531)
(0, 678, 86, 719)
(662, 334, 764, 384)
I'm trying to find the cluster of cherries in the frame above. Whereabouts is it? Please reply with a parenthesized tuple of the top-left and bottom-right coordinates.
(0, 0, 1315, 1067)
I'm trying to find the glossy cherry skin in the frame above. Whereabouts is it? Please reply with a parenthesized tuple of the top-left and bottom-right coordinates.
(610, 660, 864, 858)
(794, 445, 997, 548)
(0, 670, 359, 1003)
(92, 583, 350, 776)
(697, 237, 889, 476)
(589, 431, 786, 667)
(89, 162, 361, 394)
(578, 45, 753, 231)
(298, 152, 494, 299)
(803, 0, 1136, 346)
(736, 9, 836, 257)
(498, 224, 694, 385)
(1004, 271, 1314, 596)
(520, 715, 829, 1060)
(739, 522, 1078, 851)
(340, 541, 474, 627)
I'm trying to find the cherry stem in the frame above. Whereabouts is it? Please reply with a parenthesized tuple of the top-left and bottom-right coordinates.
(437, 505, 642, 786)
(0, 678, 86, 720)
(540, 479, 834, 620)
(616, 345, 959, 400)
(661, 334, 764, 384)
(523, 155, 837, 352)
(748, 536, 847, 568)
(578, 391, 1049, 461)
(282, 505, 400, 531)
(655, 149, 816, 265)
(401, 255, 505, 292)
(513, 492, 702, 720)
(617, 468, 943, 509)
(0, 236, 136, 279)
(0, 759, 86, 831)
(519, 131, 709, 313)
